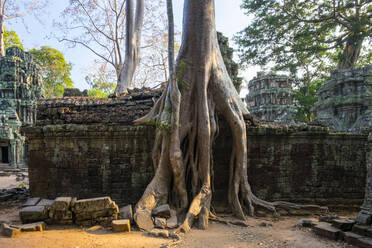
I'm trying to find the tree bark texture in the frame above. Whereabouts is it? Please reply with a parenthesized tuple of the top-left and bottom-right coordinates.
(115, 0, 144, 95)
(337, 35, 364, 69)
(134, 0, 326, 232)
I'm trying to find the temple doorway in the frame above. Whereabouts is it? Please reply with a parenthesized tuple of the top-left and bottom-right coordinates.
(1, 146, 9, 163)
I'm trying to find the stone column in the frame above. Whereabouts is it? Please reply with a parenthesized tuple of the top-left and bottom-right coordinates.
(357, 132, 372, 225)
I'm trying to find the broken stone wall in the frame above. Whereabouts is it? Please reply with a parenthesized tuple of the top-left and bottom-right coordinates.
(23, 95, 368, 208)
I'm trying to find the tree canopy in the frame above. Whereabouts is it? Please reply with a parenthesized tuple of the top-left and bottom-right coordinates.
(29, 46, 73, 98)
(3, 27, 24, 50)
(235, 0, 372, 72)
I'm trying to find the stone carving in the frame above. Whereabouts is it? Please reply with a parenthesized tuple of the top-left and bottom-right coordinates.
(314, 65, 372, 132)
(0, 47, 42, 167)
(246, 72, 297, 123)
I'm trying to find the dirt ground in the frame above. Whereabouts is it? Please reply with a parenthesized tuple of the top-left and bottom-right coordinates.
(0, 204, 357, 248)
(0, 173, 357, 248)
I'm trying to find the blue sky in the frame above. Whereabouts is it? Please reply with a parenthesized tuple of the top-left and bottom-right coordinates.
(7, 0, 258, 96)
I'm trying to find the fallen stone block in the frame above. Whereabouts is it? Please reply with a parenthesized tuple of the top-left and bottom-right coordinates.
(313, 222, 341, 240)
(37, 199, 55, 208)
(154, 217, 166, 229)
(53, 197, 72, 211)
(353, 224, 369, 236)
(356, 211, 372, 225)
(112, 219, 131, 232)
(152, 204, 171, 218)
(19, 205, 47, 224)
(149, 229, 169, 238)
(343, 232, 363, 246)
(332, 219, 355, 231)
(20, 222, 46, 232)
(357, 237, 372, 248)
(49, 210, 73, 221)
(167, 210, 178, 229)
(22, 197, 41, 207)
(119, 205, 133, 221)
(72, 197, 117, 214)
(1, 223, 21, 238)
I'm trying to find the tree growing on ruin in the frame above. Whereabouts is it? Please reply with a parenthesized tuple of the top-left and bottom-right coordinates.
(134, 0, 324, 232)
(29, 46, 73, 98)
(0, 0, 45, 56)
(235, 0, 372, 71)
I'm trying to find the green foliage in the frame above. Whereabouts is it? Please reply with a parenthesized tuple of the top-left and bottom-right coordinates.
(235, 0, 372, 72)
(3, 27, 24, 50)
(217, 32, 243, 92)
(295, 79, 323, 123)
(29, 46, 73, 98)
(85, 75, 115, 98)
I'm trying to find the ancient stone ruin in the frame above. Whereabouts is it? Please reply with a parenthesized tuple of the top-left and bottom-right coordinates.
(0, 47, 42, 167)
(314, 65, 372, 132)
(246, 72, 296, 123)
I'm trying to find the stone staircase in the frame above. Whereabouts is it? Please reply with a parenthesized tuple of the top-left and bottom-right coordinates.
(313, 218, 372, 247)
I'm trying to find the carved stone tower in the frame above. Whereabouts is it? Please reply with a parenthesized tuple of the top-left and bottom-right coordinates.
(314, 66, 372, 132)
(246, 72, 296, 123)
(0, 47, 42, 167)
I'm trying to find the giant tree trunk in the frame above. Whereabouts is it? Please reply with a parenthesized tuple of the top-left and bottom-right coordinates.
(134, 0, 325, 232)
(337, 35, 364, 69)
(115, 0, 144, 95)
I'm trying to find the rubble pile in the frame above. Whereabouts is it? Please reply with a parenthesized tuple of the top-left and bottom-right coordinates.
(0, 188, 29, 203)
(312, 216, 372, 247)
(19, 196, 119, 227)
(36, 87, 162, 125)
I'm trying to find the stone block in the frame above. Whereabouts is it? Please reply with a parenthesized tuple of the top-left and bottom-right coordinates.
(49, 210, 73, 222)
(22, 197, 41, 207)
(332, 219, 355, 231)
(37, 199, 55, 207)
(19, 205, 47, 224)
(1, 223, 21, 238)
(112, 219, 130, 232)
(119, 205, 133, 221)
(343, 232, 362, 246)
(152, 204, 171, 218)
(356, 211, 372, 225)
(20, 222, 46, 232)
(357, 237, 372, 248)
(353, 224, 370, 236)
(53, 197, 72, 211)
(154, 217, 166, 229)
(72, 197, 117, 214)
(313, 222, 341, 240)
(167, 210, 178, 229)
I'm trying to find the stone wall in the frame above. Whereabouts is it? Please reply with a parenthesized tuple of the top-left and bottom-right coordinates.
(23, 96, 368, 208)
(214, 123, 367, 207)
